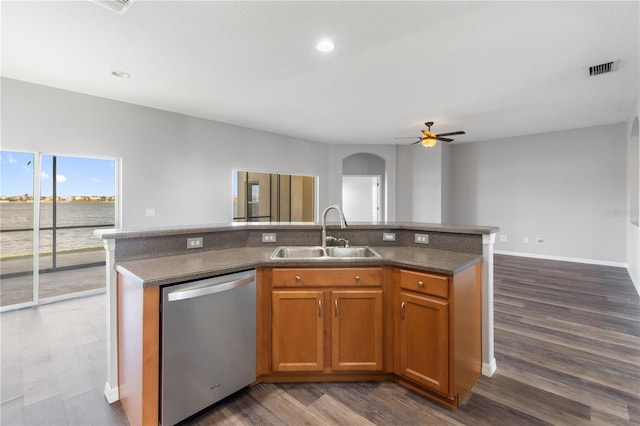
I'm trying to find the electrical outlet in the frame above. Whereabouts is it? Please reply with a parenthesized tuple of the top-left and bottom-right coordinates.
(524, 237, 529, 243)
(500, 234, 508, 242)
(414, 233, 429, 244)
(262, 233, 277, 243)
(187, 237, 203, 249)
(145, 208, 155, 217)
(382, 232, 396, 241)
(536, 237, 544, 244)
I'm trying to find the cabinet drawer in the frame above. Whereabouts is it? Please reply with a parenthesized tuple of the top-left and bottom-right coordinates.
(399, 270, 449, 299)
(272, 267, 382, 287)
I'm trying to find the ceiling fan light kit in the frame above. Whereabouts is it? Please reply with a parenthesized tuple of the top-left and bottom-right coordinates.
(90, 0, 135, 14)
(395, 121, 466, 149)
(421, 137, 438, 149)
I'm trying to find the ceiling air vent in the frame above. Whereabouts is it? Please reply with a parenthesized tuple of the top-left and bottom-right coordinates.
(90, 0, 135, 14)
(589, 60, 617, 76)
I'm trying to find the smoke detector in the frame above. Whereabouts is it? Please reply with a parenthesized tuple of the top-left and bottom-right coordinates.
(588, 60, 618, 77)
(90, 0, 136, 14)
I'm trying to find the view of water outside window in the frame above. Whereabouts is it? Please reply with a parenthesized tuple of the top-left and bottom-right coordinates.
(0, 151, 117, 308)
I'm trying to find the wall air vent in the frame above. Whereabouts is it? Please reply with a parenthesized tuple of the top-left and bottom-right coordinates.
(588, 60, 617, 76)
(90, 0, 135, 14)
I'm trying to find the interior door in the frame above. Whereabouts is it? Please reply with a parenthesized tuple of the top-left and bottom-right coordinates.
(342, 175, 381, 222)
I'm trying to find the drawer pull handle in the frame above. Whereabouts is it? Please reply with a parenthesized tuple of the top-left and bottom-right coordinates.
(355, 275, 361, 281)
(335, 300, 339, 317)
(401, 301, 406, 319)
(318, 300, 322, 317)
(418, 281, 424, 288)
(295, 275, 301, 282)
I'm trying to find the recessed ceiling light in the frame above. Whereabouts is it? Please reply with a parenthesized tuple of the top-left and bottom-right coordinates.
(316, 39, 335, 52)
(90, 0, 136, 15)
(111, 70, 131, 78)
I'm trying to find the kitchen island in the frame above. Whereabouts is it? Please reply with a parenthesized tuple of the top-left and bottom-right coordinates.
(96, 222, 498, 425)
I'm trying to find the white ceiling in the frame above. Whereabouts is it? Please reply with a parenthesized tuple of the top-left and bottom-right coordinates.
(2, 1, 638, 145)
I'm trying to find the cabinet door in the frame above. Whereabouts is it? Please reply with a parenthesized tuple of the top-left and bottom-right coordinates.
(272, 290, 324, 372)
(331, 290, 383, 371)
(398, 291, 449, 394)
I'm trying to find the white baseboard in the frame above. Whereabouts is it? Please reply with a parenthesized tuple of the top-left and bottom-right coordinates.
(494, 250, 628, 268)
(482, 359, 497, 377)
(104, 382, 119, 404)
(627, 266, 640, 297)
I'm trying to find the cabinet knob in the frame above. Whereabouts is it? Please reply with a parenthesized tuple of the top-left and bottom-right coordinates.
(418, 281, 424, 288)
(355, 275, 361, 281)
(295, 275, 301, 282)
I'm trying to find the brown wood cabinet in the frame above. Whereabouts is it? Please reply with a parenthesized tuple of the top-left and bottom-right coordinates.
(331, 290, 383, 371)
(271, 290, 324, 372)
(270, 267, 384, 374)
(398, 291, 449, 394)
(394, 265, 482, 407)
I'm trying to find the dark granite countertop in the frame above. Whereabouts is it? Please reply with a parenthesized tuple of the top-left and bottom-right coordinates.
(116, 246, 483, 287)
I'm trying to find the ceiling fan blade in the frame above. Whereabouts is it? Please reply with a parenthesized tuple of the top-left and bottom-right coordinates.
(436, 131, 466, 137)
(436, 137, 454, 142)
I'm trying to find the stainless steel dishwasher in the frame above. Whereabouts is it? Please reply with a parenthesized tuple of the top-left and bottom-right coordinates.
(160, 269, 256, 426)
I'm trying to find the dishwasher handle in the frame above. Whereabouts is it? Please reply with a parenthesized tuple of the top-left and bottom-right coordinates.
(167, 274, 254, 302)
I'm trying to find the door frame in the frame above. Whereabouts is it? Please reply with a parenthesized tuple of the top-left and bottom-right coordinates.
(341, 175, 382, 223)
(0, 151, 121, 312)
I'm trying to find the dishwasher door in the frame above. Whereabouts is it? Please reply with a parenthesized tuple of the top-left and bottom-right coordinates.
(160, 269, 256, 426)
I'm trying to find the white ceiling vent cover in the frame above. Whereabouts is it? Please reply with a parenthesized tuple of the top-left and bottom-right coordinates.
(588, 60, 617, 76)
(90, 0, 135, 14)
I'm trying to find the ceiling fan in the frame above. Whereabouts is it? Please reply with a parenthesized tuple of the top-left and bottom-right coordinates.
(395, 122, 466, 148)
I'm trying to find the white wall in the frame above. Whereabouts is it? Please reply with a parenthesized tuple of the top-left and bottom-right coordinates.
(626, 99, 640, 293)
(451, 124, 628, 264)
(441, 143, 453, 223)
(395, 143, 449, 223)
(1, 78, 330, 228)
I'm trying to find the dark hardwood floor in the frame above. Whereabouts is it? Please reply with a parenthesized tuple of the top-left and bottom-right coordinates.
(1, 254, 638, 425)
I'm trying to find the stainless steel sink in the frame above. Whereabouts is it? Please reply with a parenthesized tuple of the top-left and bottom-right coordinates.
(324, 246, 380, 258)
(270, 246, 326, 259)
(271, 246, 380, 260)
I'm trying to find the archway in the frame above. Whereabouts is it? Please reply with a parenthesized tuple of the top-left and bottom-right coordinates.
(342, 153, 386, 222)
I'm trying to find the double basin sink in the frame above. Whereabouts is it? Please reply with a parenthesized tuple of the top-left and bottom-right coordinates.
(271, 246, 381, 260)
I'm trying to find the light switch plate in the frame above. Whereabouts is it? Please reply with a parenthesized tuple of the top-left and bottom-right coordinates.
(382, 232, 396, 241)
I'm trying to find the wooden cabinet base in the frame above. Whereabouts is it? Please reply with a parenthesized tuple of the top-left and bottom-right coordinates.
(258, 372, 394, 384)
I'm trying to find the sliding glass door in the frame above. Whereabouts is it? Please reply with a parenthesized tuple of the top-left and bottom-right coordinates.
(0, 151, 117, 310)
(0, 151, 36, 307)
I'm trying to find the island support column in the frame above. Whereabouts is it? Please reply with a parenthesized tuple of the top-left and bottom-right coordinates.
(102, 239, 119, 402)
(481, 232, 497, 376)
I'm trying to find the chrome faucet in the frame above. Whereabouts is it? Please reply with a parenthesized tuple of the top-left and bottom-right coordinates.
(321, 204, 348, 248)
